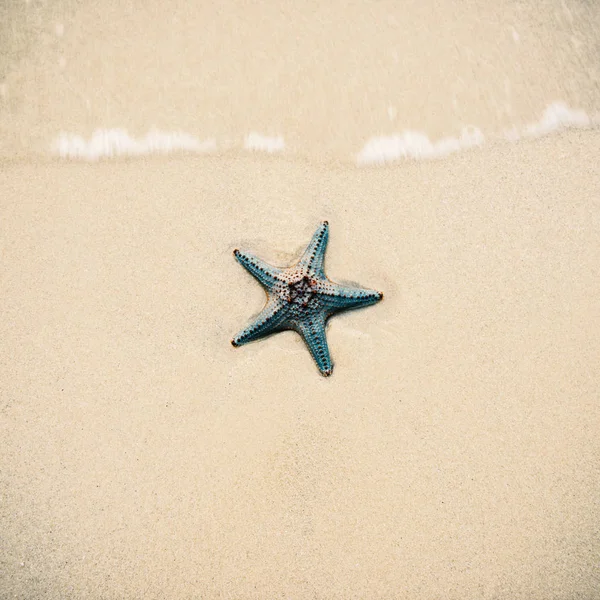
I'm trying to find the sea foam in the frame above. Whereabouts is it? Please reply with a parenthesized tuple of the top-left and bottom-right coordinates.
(356, 102, 598, 165)
(244, 133, 285, 153)
(52, 129, 216, 160)
(356, 126, 484, 165)
(51, 129, 285, 160)
(50, 102, 597, 162)
(504, 102, 595, 140)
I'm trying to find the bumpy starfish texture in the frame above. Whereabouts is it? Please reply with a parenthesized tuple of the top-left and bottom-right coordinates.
(231, 221, 382, 376)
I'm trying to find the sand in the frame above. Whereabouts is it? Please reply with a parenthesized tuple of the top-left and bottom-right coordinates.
(1, 1, 600, 599)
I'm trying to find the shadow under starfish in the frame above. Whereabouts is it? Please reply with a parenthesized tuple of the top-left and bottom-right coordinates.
(231, 221, 383, 376)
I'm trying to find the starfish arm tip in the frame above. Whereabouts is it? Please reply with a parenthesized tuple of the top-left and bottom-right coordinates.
(231, 338, 239, 347)
(321, 367, 333, 377)
(233, 249, 281, 288)
(299, 221, 330, 274)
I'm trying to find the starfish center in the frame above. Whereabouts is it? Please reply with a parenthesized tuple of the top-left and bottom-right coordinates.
(285, 275, 316, 306)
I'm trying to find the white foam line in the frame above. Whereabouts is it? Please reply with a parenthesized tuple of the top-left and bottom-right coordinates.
(505, 101, 594, 140)
(50, 102, 597, 163)
(244, 132, 285, 153)
(51, 129, 286, 160)
(357, 101, 598, 166)
(356, 126, 484, 165)
(52, 129, 216, 161)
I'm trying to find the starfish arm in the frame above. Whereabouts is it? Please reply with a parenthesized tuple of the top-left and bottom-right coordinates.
(231, 298, 290, 347)
(317, 280, 383, 314)
(298, 221, 329, 276)
(233, 249, 282, 290)
(296, 314, 333, 376)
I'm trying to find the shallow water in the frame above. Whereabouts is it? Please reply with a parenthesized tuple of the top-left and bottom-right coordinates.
(1, 0, 599, 163)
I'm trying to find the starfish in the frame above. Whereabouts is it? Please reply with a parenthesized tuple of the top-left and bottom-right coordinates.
(231, 221, 383, 376)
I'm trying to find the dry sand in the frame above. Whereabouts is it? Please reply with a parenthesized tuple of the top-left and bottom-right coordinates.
(1, 1, 600, 599)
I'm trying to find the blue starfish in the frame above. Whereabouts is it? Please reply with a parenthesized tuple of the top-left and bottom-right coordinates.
(231, 221, 383, 376)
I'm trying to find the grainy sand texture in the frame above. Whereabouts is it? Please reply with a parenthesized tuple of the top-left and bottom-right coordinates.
(1, 1, 600, 599)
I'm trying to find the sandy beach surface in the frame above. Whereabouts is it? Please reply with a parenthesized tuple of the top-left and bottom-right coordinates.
(2, 1, 600, 599)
